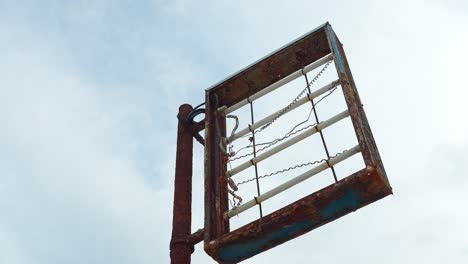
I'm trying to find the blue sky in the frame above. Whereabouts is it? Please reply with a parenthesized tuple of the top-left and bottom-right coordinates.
(1, 0, 467, 263)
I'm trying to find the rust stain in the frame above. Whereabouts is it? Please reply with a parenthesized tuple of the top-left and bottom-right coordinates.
(201, 22, 392, 263)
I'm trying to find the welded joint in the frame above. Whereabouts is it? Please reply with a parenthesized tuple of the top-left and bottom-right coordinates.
(170, 231, 205, 254)
(192, 132, 205, 146)
(170, 236, 194, 253)
(188, 228, 205, 246)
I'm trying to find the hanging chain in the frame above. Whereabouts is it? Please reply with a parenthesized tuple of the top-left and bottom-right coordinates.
(229, 86, 338, 162)
(253, 60, 332, 135)
(302, 64, 339, 182)
(230, 121, 318, 161)
(227, 60, 336, 209)
(236, 148, 351, 187)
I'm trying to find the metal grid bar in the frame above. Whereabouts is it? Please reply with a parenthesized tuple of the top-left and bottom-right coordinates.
(203, 23, 392, 263)
(302, 69, 339, 182)
(225, 79, 341, 143)
(226, 110, 349, 177)
(224, 145, 360, 219)
(249, 102, 263, 218)
(219, 54, 333, 114)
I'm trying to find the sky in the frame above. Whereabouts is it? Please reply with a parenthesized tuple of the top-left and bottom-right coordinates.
(0, 0, 467, 263)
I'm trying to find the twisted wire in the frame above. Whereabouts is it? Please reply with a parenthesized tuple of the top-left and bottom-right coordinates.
(236, 148, 351, 186)
(229, 86, 338, 161)
(253, 60, 332, 135)
(229, 121, 317, 161)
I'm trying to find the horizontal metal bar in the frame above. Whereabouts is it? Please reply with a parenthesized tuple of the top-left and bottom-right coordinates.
(226, 109, 349, 178)
(226, 79, 340, 143)
(218, 54, 333, 115)
(205, 22, 328, 93)
(188, 228, 204, 245)
(225, 145, 361, 219)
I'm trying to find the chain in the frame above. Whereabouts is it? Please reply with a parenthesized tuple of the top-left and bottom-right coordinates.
(230, 121, 318, 161)
(253, 60, 332, 135)
(236, 148, 351, 187)
(229, 86, 338, 162)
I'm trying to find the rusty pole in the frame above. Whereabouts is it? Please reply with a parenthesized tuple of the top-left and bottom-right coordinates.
(170, 104, 194, 264)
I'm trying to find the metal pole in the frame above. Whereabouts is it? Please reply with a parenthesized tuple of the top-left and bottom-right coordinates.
(170, 104, 194, 264)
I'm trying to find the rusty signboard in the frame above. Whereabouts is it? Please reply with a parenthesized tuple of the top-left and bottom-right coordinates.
(202, 22, 392, 263)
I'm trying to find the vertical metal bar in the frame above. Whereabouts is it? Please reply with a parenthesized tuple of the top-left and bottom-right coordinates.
(302, 70, 339, 182)
(249, 102, 263, 218)
(213, 95, 230, 238)
(170, 104, 194, 264)
(326, 25, 390, 186)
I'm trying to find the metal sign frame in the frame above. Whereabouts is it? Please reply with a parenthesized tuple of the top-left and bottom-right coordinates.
(204, 22, 392, 263)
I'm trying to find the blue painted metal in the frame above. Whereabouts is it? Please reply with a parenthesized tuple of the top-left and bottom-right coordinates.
(219, 220, 313, 263)
(320, 188, 360, 219)
(203, 22, 392, 263)
(217, 186, 363, 263)
(327, 24, 345, 73)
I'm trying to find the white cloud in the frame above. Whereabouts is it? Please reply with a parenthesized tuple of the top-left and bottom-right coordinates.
(0, 16, 169, 264)
(1, 0, 467, 263)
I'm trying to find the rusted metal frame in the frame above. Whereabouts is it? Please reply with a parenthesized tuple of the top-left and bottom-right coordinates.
(204, 94, 216, 244)
(325, 25, 390, 186)
(204, 23, 333, 262)
(188, 228, 205, 246)
(206, 168, 392, 263)
(189, 127, 205, 147)
(204, 23, 392, 263)
(192, 132, 205, 146)
(204, 93, 230, 246)
(206, 25, 331, 108)
(186, 122, 205, 147)
(204, 24, 331, 245)
(189, 115, 205, 146)
(192, 120, 205, 132)
(215, 103, 230, 238)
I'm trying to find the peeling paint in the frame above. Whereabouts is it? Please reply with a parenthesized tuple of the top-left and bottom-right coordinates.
(219, 220, 313, 263)
(327, 24, 345, 73)
(320, 188, 360, 219)
(202, 23, 392, 263)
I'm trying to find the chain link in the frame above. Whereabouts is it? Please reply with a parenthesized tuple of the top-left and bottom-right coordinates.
(253, 60, 332, 135)
(236, 148, 351, 187)
(229, 86, 338, 162)
(230, 122, 318, 161)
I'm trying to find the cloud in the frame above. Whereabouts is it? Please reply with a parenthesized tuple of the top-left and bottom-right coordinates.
(0, 13, 172, 264)
(1, 0, 467, 263)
